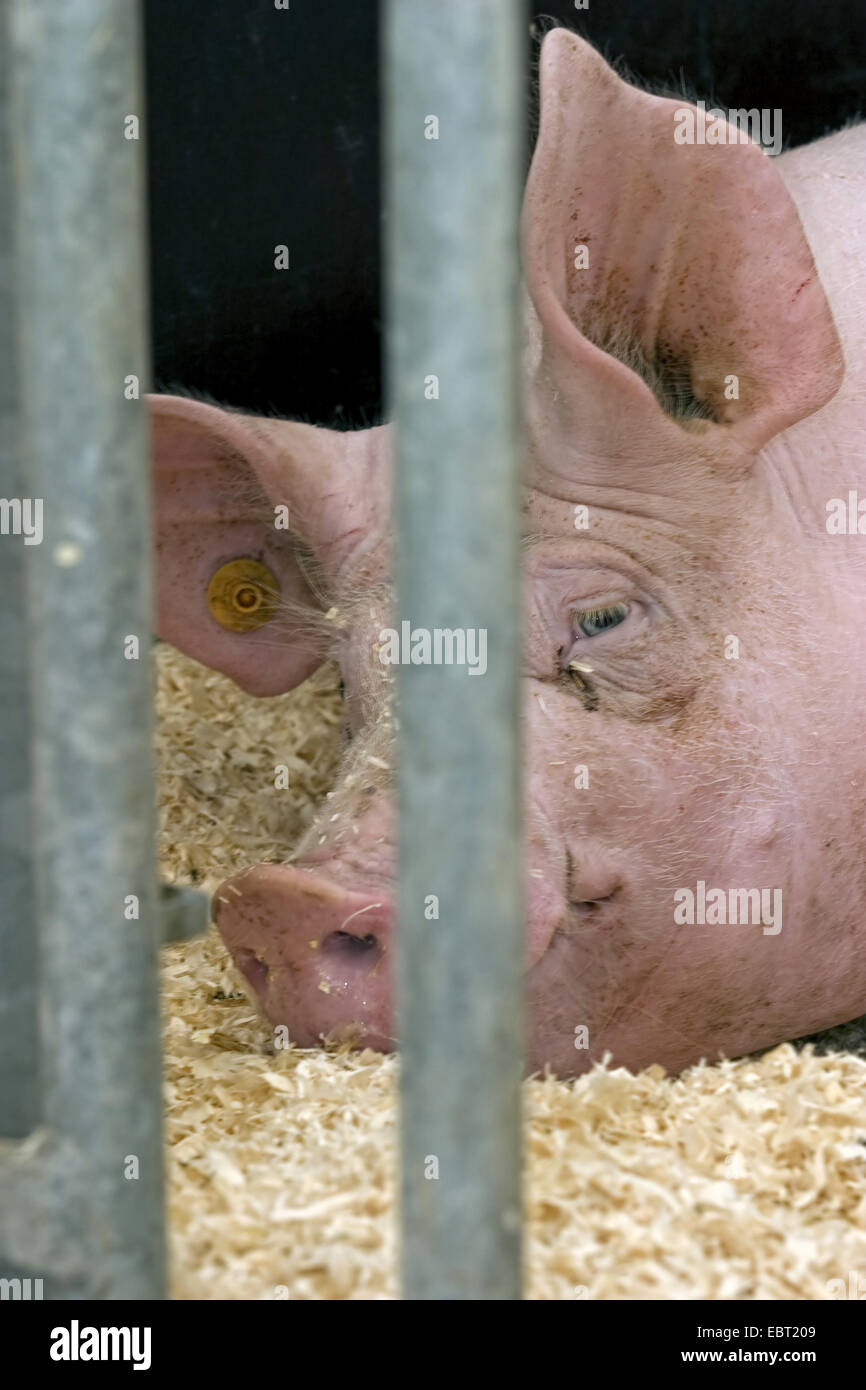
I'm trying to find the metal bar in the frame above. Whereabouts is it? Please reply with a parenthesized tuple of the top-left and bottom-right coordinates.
(0, 2, 40, 1141)
(385, 1, 525, 1299)
(0, 0, 165, 1298)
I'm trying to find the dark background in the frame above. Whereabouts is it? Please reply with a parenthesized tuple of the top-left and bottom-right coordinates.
(144, 0, 865, 429)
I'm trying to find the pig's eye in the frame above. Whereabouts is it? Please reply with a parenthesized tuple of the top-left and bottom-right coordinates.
(573, 601, 629, 638)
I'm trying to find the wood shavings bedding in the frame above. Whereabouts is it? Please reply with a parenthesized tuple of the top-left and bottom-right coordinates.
(156, 643, 866, 1300)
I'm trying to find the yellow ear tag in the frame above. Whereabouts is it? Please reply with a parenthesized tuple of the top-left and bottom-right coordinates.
(207, 558, 281, 633)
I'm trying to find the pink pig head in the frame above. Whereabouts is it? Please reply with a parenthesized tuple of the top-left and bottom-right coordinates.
(149, 31, 866, 1077)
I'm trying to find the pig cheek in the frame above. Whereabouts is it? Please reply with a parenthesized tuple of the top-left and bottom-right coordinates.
(566, 893, 681, 1026)
(525, 893, 683, 1076)
(526, 770, 704, 1057)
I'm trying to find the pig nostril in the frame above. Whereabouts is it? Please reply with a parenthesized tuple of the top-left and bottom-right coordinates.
(236, 949, 271, 993)
(325, 931, 379, 959)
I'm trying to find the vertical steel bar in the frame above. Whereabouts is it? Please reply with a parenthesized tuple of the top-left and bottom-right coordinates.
(385, 1, 525, 1299)
(0, 2, 40, 1141)
(7, 0, 164, 1297)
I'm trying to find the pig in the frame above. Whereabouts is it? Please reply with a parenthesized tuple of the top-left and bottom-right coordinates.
(149, 30, 866, 1077)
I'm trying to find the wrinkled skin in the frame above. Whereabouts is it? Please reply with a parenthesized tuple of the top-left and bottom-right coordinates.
(149, 32, 866, 1077)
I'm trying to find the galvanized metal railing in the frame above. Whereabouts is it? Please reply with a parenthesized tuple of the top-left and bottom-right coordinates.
(386, 0, 525, 1300)
(0, 0, 525, 1301)
(0, 0, 39, 1147)
(0, 0, 165, 1299)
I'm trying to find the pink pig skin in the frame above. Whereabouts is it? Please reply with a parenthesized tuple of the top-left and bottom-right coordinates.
(149, 31, 866, 1077)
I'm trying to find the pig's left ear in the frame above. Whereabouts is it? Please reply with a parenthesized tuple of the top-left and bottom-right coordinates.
(147, 394, 382, 696)
(524, 30, 844, 469)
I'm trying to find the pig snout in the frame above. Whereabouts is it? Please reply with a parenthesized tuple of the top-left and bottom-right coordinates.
(214, 864, 394, 1051)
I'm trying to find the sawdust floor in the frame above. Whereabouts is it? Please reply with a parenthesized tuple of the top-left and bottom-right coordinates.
(156, 644, 866, 1300)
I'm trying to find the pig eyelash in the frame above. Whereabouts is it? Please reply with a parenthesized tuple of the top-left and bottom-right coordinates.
(569, 597, 631, 639)
(571, 600, 629, 639)
(562, 600, 628, 707)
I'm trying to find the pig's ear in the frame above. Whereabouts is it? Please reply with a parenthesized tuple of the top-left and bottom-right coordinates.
(148, 394, 343, 695)
(523, 30, 843, 470)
